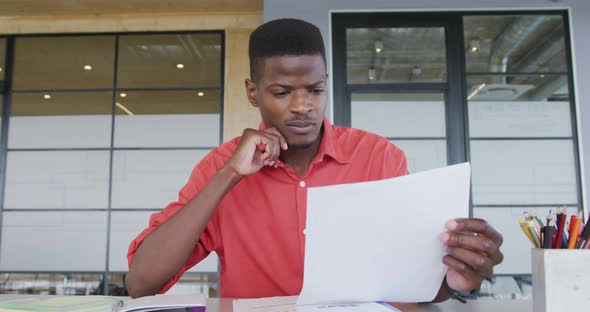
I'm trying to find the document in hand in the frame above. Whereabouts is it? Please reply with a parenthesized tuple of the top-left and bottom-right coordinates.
(298, 163, 471, 304)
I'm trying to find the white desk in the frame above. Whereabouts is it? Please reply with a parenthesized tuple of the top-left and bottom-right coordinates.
(207, 298, 532, 312)
(0, 295, 532, 311)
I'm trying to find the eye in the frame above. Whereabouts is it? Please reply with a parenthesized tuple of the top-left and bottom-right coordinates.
(272, 90, 289, 97)
(311, 88, 325, 95)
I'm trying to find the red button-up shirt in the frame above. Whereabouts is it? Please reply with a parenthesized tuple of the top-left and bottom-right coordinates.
(127, 119, 408, 298)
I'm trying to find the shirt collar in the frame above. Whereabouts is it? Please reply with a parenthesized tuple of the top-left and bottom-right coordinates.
(257, 117, 351, 165)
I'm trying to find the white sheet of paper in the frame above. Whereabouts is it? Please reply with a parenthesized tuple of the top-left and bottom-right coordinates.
(297, 163, 471, 304)
(233, 296, 400, 312)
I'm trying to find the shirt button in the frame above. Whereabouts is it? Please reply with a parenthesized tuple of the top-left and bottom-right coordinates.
(303, 229, 307, 235)
(299, 181, 306, 187)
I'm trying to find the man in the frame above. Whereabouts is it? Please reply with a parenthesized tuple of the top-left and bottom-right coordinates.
(126, 18, 503, 301)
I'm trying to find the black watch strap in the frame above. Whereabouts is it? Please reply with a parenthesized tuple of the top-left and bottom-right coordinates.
(442, 277, 478, 303)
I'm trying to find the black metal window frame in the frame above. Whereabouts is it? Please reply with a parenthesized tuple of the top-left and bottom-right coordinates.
(0, 30, 225, 295)
(332, 10, 583, 221)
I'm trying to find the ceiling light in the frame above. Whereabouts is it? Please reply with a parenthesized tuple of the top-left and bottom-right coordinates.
(469, 38, 481, 53)
(0, 67, 2, 72)
(176, 63, 185, 69)
(197, 92, 205, 96)
(368, 67, 376, 81)
(120, 93, 127, 98)
(412, 65, 423, 76)
(374, 40, 383, 53)
(116, 102, 134, 116)
(43, 94, 51, 100)
(83, 65, 93, 70)
(467, 83, 487, 101)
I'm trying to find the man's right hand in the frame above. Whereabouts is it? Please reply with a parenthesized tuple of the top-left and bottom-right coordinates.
(225, 128, 288, 177)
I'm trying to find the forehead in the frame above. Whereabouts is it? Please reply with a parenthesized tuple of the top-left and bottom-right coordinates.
(259, 54, 326, 83)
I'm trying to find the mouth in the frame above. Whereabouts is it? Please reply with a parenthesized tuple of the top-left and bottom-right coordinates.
(286, 120, 316, 134)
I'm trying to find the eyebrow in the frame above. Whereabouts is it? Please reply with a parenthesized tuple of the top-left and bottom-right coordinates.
(267, 80, 326, 89)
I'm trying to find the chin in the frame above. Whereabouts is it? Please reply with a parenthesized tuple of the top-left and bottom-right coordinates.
(287, 135, 319, 149)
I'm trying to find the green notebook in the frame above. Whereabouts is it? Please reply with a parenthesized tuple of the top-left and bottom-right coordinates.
(0, 294, 206, 312)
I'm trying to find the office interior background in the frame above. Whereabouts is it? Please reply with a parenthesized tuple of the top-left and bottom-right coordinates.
(0, 0, 588, 300)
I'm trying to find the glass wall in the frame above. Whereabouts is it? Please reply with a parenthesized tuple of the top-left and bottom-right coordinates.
(463, 15, 579, 276)
(0, 32, 223, 295)
(333, 11, 581, 300)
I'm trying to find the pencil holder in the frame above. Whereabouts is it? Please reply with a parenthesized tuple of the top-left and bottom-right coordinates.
(531, 248, 590, 311)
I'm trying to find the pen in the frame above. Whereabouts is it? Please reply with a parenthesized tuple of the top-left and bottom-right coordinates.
(576, 216, 590, 249)
(533, 211, 545, 228)
(527, 220, 541, 248)
(543, 219, 555, 249)
(567, 212, 582, 249)
(555, 210, 567, 249)
(524, 212, 540, 235)
(519, 218, 537, 247)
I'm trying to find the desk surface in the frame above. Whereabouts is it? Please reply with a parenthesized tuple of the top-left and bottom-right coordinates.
(206, 298, 532, 312)
(0, 295, 532, 312)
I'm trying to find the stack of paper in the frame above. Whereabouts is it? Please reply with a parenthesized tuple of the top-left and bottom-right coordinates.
(233, 296, 399, 312)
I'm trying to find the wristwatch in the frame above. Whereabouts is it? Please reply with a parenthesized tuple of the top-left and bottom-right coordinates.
(442, 277, 479, 303)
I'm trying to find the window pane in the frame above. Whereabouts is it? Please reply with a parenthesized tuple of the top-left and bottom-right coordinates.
(0, 273, 103, 295)
(9, 92, 112, 148)
(113, 90, 220, 147)
(468, 75, 572, 138)
(0, 212, 107, 271)
(346, 27, 446, 83)
(464, 15, 567, 74)
(351, 93, 446, 138)
(117, 33, 222, 88)
(107, 274, 129, 296)
(166, 273, 219, 296)
(109, 211, 153, 272)
(109, 211, 219, 273)
(4, 151, 110, 209)
(186, 253, 218, 273)
(13, 36, 115, 90)
(0, 38, 5, 80)
(390, 140, 447, 173)
(471, 140, 578, 205)
(474, 206, 577, 274)
(467, 74, 569, 102)
(111, 150, 208, 209)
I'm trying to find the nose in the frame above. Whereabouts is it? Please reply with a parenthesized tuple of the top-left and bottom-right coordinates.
(289, 89, 313, 114)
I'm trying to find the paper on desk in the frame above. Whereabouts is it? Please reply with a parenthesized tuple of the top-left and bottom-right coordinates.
(297, 163, 471, 304)
(233, 296, 399, 312)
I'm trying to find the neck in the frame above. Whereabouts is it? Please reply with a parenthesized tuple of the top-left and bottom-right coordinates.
(280, 127, 324, 177)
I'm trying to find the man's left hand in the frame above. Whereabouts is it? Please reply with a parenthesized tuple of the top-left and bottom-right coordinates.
(439, 218, 504, 293)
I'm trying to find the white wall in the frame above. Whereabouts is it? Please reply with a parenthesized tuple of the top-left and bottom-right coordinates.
(264, 0, 589, 216)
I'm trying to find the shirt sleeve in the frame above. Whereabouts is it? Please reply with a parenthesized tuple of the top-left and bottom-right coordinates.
(380, 142, 410, 179)
(126, 151, 224, 294)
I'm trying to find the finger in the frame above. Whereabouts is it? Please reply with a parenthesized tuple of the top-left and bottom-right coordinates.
(257, 132, 281, 164)
(264, 128, 288, 150)
(446, 247, 494, 278)
(447, 218, 503, 246)
(260, 132, 281, 162)
(443, 255, 487, 282)
(252, 134, 276, 164)
(440, 232, 503, 264)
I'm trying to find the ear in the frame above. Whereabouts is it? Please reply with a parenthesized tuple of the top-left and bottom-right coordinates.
(245, 78, 259, 108)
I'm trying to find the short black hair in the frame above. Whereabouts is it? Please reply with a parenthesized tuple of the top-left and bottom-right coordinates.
(249, 18, 326, 82)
